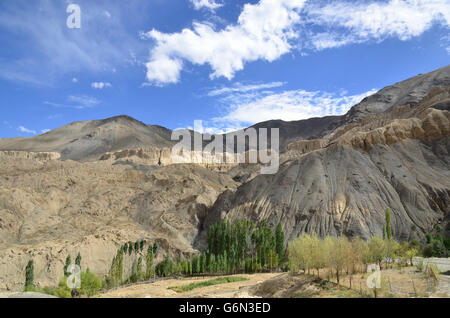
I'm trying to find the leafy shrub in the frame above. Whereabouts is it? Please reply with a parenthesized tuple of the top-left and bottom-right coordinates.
(80, 269, 103, 297)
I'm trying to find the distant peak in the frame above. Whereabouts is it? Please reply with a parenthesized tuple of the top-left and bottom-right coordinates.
(98, 115, 147, 126)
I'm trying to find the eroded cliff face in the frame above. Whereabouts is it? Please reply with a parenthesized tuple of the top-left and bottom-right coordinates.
(202, 88, 450, 243)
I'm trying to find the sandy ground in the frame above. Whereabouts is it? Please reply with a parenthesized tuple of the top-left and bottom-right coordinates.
(298, 266, 447, 298)
(0, 291, 57, 298)
(99, 273, 281, 298)
(99, 267, 449, 298)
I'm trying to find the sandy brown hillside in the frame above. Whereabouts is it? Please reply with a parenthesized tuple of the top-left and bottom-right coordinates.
(0, 154, 238, 290)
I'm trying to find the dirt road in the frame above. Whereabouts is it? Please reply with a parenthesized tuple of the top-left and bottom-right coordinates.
(99, 273, 281, 298)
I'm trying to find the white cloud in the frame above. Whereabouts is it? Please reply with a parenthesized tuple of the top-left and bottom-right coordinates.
(18, 126, 36, 134)
(305, 0, 450, 50)
(190, 0, 223, 11)
(143, 0, 307, 85)
(41, 129, 51, 134)
(68, 95, 100, 109)
(44, 95, 100, 109)
(441, 35, 450, 54)
(208, 81, 285, 96)
(72, 77, 78, 83)
(213, 88, 378, 126)
(143, 0, 449, 86)
(91, 82, 112, 89)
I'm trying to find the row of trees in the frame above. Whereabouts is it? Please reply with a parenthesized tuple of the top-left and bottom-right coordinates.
(106, 240, 159, 287)
(63, 252, 82, 277)
(123, 239, 148, 256)
(152, 220, 287, 277)
(288, 233, 419, 286)
(206, 220, 286, 274)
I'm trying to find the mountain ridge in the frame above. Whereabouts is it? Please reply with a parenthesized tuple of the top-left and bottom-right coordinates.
(2, 65, 448, 158)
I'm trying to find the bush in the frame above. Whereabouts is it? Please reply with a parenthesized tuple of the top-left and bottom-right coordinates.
(431, 239, 447, 257)
(156, 256, 174, 277)
(422, 244, 434, 258)
(80, 269, 103, 297)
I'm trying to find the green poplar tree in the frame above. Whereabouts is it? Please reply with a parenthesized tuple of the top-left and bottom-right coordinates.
(25, 260, 34, 289)
(201, 253, 207, 273)
(64, 255, 71, 277)
(137, 256, 143, 281)
(146, 246, 154, 279)
(75, 252, 82, 269)
(275, 223, 285, 262)
(385, 208, 392, 240)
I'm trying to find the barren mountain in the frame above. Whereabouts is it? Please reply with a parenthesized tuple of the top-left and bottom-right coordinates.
(0, 115, 174, 161)
(201, 81, 450, 243)
(0, 65, 449, 291)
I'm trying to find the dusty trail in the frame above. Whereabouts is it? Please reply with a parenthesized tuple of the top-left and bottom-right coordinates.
(99, 273, 281, 298)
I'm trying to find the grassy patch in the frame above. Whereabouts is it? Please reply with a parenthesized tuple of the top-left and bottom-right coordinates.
(169, 276, 248, 293)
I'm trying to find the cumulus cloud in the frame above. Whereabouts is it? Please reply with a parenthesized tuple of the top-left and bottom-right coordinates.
(91, 82, 112, 89)
(18, 126, 36, 134)
(143, 0, 307, 85)
(305, 0, 450, 50)
(142, 0, 450, 85)
(213, 88, 378, 126)
(190, 0, 223, 11)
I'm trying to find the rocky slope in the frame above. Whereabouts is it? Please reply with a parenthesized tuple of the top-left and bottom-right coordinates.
(201, 86, 450, 243)
(0, 65, 449, 291)
(0, 152, 237, 290)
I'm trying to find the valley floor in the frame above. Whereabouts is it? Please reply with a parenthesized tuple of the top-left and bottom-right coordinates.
(97, 267, 449, 298)
(98, 273, 279, 298)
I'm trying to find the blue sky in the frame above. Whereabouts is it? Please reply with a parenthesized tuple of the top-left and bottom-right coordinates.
(0, 0, 449, 137)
